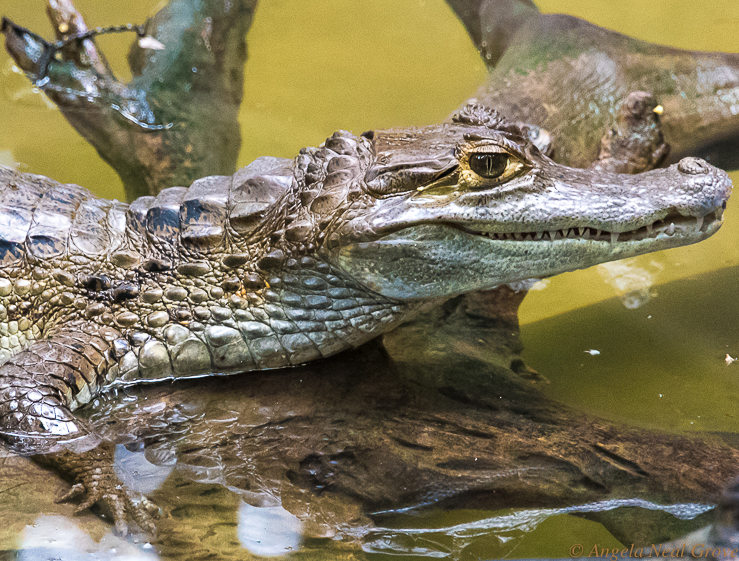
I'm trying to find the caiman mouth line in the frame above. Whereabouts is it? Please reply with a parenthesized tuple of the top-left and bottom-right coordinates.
(452, 207, 725, 243)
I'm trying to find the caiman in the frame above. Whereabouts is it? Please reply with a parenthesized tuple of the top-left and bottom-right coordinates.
(0, 103, 731, 519)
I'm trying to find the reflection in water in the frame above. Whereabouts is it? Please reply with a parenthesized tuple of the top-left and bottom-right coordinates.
(596, 259, 662, 309)
(18, 515, 158, 561)
(364, 500, 713, 557)
(114, 444, 175, 496)
(237, 502, 303, 557)
(29, 291, 723, 558)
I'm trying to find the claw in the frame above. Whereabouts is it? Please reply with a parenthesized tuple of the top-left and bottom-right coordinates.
(56, 482, 86, 503)
(75, 498, 97, 513)
(41, 444, 161, 535)
(132, 502, 159, 535)
(112, 497, 129, 537)
(141, 497, 162, 518)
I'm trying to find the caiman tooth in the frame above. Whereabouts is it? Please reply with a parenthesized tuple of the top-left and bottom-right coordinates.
(646, 223, 653, 235)
(524, 233, 533, 241)
(514, 232, 523, 241)
(561, 228, 569, 238)
(578, 227, 586, 236)
(666, 222, 675, 236)
(567, 229, 576, 238)
(582, 228, 591, 239)
(535, 231, 544, 240)
(611, 232, 619, 243)
(696, 216, 704, 231)
(594, 229, 602, 238)
(548, 230, 558, 240)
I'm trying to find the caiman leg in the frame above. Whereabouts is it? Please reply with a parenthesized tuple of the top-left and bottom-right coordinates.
(0, 329, 113, 444)
(0, 328, 159, 535)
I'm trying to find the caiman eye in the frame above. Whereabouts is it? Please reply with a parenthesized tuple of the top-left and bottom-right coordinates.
(469, 153, 509, 179)
(463, 147, 527, 186)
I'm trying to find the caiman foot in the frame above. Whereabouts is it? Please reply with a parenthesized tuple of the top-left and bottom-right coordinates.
(39, 443, 161, 536)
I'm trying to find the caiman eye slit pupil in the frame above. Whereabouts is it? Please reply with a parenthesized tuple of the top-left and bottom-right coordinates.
(469, 153, 509, 179)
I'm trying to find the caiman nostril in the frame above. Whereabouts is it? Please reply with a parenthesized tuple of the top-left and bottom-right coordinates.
(677, 157, 712, 176)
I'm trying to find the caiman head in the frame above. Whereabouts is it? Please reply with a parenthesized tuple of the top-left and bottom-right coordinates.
(292, 104, 731, 300)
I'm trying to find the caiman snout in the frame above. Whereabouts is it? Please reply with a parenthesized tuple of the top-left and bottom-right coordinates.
(671, 156, 732, 215)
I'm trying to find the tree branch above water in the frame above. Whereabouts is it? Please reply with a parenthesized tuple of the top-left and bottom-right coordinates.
(3, 0, 256, 200)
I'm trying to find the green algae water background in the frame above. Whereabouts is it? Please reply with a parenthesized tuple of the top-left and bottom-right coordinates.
(0, 1, 738, 559)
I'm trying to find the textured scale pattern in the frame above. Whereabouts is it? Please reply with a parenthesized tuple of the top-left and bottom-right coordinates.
(0, 135, 413, 444)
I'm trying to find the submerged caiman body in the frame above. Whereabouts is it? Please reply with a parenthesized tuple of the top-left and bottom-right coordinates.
(0, 104, 731, 448)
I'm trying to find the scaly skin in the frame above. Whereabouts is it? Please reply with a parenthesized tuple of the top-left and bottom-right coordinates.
(0, 104, 731, 452)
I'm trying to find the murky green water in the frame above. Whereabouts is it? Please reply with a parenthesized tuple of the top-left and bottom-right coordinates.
(0, 1, 738, 559)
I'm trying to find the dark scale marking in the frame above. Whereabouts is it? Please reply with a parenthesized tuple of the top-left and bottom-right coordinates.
(257, 249, 285, 270)
(243, 273, 264, 289)
(147, 187, 187, 243)
(27, 236, 65, 259)
(80, 275, 111, 292)
(175, 309, 192, 321)
(180, 175, 231, 249)
(222, 254, 249, 268)
(142, 258, 172, 272)
(112, 283, 140, 302)
(27, 185, 91, 259)
(0, 240, 24, 267)
(126, 196, 155, 242)
(221, 278, 241, 292)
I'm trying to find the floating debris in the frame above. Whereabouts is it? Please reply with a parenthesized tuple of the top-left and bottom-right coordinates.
(138, 36, 165, 50)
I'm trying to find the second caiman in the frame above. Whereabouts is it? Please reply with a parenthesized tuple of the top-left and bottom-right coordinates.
(0, 103, 731, 452)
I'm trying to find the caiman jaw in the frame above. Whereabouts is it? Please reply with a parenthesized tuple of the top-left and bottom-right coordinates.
(453, 206, 725, 243)
(333, 200, 729, 300)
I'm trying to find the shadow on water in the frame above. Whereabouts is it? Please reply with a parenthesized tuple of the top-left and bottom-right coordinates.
(1, 275, 738, 559)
